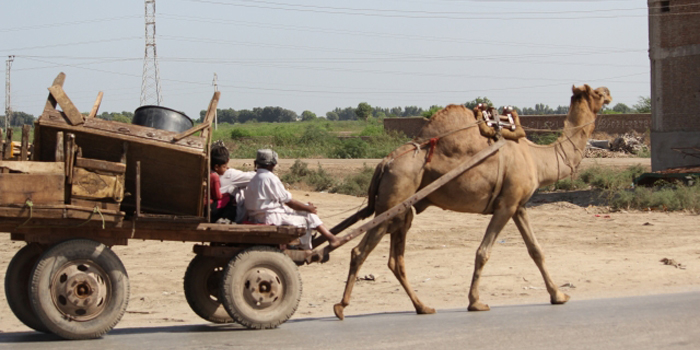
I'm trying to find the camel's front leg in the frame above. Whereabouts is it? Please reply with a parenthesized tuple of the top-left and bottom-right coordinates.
(468, 204, 516, 311)
(334, 221, 390, 320)
(388, 211, 436, 315)
(512, 206, 570, 305)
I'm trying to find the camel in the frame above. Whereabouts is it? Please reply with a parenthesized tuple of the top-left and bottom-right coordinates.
(333, 84, 612, 320)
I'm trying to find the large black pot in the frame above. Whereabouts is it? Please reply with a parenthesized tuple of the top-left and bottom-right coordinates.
(132, 106, 193, 133)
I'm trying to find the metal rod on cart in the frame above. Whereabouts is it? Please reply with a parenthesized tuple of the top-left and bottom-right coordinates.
(307, 138, 506, 263)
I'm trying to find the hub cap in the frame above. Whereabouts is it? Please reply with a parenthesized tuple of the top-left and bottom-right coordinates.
(50, 260, 110, 321)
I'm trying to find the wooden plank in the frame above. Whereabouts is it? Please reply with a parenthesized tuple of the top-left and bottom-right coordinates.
(172, 123, 208, 142)
(200, 91, 220, 141)
(34, 122, 207, 216)
(309, 138, 507, 262)
(88, 91, 103, 118)
(37, 110, 207, 151)
(43, 72, 66, 113)
(130, 230, 296, 244)
(48, 85, 84, 126)
(75, 157, 126, 174)
(20, 125, 30, 160)
(0, 161, 64, 174)
(0, 174, 65, 206)
(32, 125, 41, 161)
(3, 128, 12, 160)
(72, 167, 122, 201)
(55, 132, 64, 162)
(71, 198, 120, 211)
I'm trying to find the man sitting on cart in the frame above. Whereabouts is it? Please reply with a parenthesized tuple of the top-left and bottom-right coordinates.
(244, 149, 339, 249)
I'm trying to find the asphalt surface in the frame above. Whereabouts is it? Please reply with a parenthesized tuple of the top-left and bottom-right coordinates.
(1, 292, 698, 350)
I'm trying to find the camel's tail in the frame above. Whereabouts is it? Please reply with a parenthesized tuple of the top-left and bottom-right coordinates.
(358, 158, 388, 219)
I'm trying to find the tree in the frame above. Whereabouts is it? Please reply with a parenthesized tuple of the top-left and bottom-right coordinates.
(325, 111, 339, 121)
(612, 103, 632, 114)
(633, 96, 651, 113)
(301, 110, 317, 121)
(464, 97, 493, 110)
(421, 105, 443, 118)
(355, 102, 373, 121)
(402, 106, 423, 117)
(10, 111, 35, 126)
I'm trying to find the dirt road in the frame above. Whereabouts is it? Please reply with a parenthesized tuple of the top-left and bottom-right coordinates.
(3, 157, 700, 333)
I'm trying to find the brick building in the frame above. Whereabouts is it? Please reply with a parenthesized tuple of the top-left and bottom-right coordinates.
(648, 0, 700, 171)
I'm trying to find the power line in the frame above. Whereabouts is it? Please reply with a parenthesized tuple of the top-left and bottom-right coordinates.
(185, 0, 650, 20)
(0, 15, 141, 33)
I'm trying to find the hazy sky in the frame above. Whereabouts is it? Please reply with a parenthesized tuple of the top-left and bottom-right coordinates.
(2, 0, 650, 120)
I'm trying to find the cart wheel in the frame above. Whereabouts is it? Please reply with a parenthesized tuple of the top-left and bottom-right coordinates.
(184, 255, 234, 324)
(5, 243, 50, 333)
(220, 246, 302, 329)
(29, 239, 130, 340)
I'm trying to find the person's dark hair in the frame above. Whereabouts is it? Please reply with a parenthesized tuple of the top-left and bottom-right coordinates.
(211, 154, 228, 170)
(211, 141, 229, 158)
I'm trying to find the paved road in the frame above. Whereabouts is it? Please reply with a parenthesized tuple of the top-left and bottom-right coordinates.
(1, 292, 698, 350)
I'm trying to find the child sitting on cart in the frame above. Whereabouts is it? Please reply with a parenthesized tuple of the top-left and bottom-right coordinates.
(244, 149, 339, 249)
(209, 143, 255, 223)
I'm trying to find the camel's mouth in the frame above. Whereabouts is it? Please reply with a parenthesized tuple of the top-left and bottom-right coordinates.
(595, 87, 612, 105)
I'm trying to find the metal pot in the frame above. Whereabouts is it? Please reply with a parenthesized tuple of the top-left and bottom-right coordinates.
(132, 106, 193, 133)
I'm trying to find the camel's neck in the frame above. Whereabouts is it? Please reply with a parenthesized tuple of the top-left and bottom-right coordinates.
(530, 104, 596, 186)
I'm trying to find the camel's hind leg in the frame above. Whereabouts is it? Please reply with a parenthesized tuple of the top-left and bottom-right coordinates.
(388, 210, 436, 315)
(334, 221, 390, 320)
(512, 206, 570, 305)
(468, 204, 517, 312)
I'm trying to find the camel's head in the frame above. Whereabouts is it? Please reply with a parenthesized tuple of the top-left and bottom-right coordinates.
(571, 84, 612, 114)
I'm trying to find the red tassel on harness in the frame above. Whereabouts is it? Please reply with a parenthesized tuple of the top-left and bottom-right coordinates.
(427, 137, 439, 163)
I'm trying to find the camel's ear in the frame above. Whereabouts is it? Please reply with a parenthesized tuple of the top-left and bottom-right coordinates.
(572, 84, 593, 97)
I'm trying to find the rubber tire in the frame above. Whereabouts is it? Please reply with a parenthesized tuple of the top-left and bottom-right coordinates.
(220, 246, 302, 329)
(5, 243, 50, 333)
(29, 239, 130, 340)
(184, 255, 234, 324)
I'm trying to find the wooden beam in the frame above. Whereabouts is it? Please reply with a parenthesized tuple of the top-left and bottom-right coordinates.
(43, 72, 66, 113)
(48, 84, 84, 126)
(172, 123, 209, 142)
(200, 91, 220, 142)
(3, 128, 13, 160)
(55, 132, 64, 162)
(20, 125, 30, 160)
(0, 161, 64, 174)
(0, 174, 65, 206)
(88, 91, 104, 118)
(75, 157, 126, 174)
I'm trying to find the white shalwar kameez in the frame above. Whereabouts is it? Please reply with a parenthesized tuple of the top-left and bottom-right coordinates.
(244, 168, 322, 249)
(219, 168, 255, 223)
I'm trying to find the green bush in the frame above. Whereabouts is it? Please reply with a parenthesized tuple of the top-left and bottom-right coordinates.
(230, 128, 252, 139)
(332, 164, 375, 196)
(578, 165, 646, 191)
(611, 181, 700, 212)
(332, 138, 369, 159)
(281, 160, 335, 191)
(528, 132, 561, 145)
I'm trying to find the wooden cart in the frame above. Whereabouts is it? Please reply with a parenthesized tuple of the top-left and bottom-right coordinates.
(1, 73, 307, 339)
(1, 73, 507, 340)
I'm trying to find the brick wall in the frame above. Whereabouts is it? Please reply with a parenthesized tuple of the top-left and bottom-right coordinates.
(649, 0, 700, 171)
(383, 114, 652, 138)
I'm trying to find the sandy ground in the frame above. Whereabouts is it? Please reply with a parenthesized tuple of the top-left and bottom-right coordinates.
(2, 157, 700, 333)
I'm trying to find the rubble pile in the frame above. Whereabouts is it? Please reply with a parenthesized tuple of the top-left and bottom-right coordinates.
(585, 133, 648, 158)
